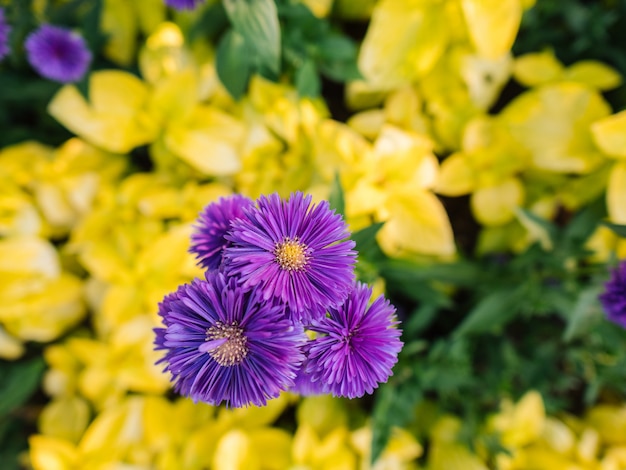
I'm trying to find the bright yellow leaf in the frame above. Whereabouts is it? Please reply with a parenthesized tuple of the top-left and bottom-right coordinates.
(461, 0, 522, 59)
(513, 50, 564, 87)
(436, 152, 475, 196)
(48, 71, 159, 154)
(377, 188, 456, 257)
(471, 178, 524, 226)
(591, 110, 626, 159)
(607, 161, 626, 223)
(564, 60, 622, 90)
(358, 0, 449, 89)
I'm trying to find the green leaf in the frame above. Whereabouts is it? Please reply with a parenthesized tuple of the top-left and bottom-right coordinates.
(601, 221, 626, 238)
(188, 1, 229, 42)
(564, 197, 606, 244)
(0, 357, 45, 417)
(563, 284, 605, 342)
(223, 0, 281, 75)
(352, 222, 385, 261)
(215, 29, 253, 100)
(371, 379, 421, 463)
(318, 33, 358, 62)
(295, 58, 320, 97)
(453, 288, 522, 337)
(328, 172, 345, 216)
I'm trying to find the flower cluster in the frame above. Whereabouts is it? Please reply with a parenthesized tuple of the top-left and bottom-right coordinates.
(154, 192, 403, 407)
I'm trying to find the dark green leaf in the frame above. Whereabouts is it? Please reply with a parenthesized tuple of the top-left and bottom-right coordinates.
(215, 29, 253, 100)
(453, 288, 522, 337)
(188, 1, 229, 42)
(352, 223, 385, 261)
(563, 284, 605, 342)
(0, 357, 45, 417)
(223, 0, 281, 75)
(318, 33, 357, 62)
(564, 197, 606, 244)
(295, 59, 320, 97)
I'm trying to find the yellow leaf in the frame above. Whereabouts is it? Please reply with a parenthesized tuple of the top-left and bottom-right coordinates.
(101, 0, 137, 66)
(48, 71, 158, 154)
(29, 435, 78, 470)
(607, 161, 626, 224)
(248, 428, 293, 470)
(502, 83, 611, 173)
(0, 325, 24, 360)
(461, 0, 522, 59)
(591, 110, 626, 159)
(564, 60, 622, 90)
(0, 237, 60, 277)
(436, 153, 475, 196)
(39, 396, 91, 444)
(513, 50, 564, 87)
(358, 0, 449, 88)
(471, 178, 524, 226)
(377, 189, 456, 257)
(213, 429, 260, 470)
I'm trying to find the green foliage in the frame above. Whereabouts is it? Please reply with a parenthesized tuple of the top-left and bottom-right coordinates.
(0, 357, 45, 470)
(366, 197, 626, 462)
(207, 0, 360, 99)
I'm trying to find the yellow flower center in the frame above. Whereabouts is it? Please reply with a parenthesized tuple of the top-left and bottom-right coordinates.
(274, 237, 309, 271)
(205, 321, 248, 367)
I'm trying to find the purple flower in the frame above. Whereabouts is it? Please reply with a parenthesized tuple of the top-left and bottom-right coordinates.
(306, 282, 403, 399)
(25, 25, 91, 83)
(599, 260, 626, 329)
(0, 8, 10, 62)
(190, 195, 255, 271)
(289, 344, 330, 396)
(154, 271, 306, 408)
(224, 192, 357, 323)
(165, 0, 206, 10)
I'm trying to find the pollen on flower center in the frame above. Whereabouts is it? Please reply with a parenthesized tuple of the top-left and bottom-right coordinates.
(274, 237, 309, 271)
(205, 321, 248, 366)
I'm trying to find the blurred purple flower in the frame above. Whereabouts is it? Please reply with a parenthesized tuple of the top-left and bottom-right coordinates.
(25, 25, 91, 83)
(599, 260, 626, 329)
(224, 192, 357, 323)
(165, 0, 206, 10)
(190, 194, 255, 271)
(154, 271, 306, 408)
(307, 282, 403, 399)
(0, 8, 11, 61)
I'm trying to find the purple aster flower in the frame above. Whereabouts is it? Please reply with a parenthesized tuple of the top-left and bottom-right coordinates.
(224, 192, 357, 323)
(25, 25, 92, 83)
(165, 0, 206, 10)
(190, 194, 255, 271)
(154, 271, 306, 408)
(306, 282, 403, 399)
(290, 357, 329, 396)
(0, 8, 10, 62)
(599, 260, 626, 329)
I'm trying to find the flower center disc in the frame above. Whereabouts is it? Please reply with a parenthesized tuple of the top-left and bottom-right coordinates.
(274, 237, 309, 271)
(206, 321, 248, 366)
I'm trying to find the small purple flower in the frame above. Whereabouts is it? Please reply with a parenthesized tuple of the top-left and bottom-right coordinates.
(0, 8, 10, 61)
(306, 282, 403, 399)
(224, 192, 357, 323)
(25, 25, 91, 83)
(190, 195, 255, 271)
(165, 0, 206, 10)
(154, 271, 306, 408)
(599, 260, 626, 329)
